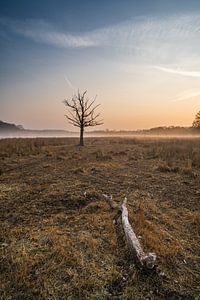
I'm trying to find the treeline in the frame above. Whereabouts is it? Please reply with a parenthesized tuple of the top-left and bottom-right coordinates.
(1, 120, 200, 137)
(0, 120, 23, 131)
(88, 126, 199, 135)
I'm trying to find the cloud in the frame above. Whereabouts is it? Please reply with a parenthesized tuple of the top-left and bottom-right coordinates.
(65, 76, 76, 90)
(154, 66, 200, 78)
(0, 19, 96, 48)
(1, 13, 200, 65)
(172, 89, 200, 102)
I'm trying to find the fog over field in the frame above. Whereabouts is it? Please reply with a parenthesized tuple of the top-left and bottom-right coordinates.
(1, 134, 200, 140)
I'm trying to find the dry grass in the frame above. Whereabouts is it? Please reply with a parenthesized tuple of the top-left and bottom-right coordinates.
(0, 137, 200, 299)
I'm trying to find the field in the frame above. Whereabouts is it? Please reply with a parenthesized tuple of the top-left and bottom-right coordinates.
(0, 137, 199, 299)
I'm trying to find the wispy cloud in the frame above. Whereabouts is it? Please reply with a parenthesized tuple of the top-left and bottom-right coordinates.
(0, 19, 96, 48)
(1, 13, 200, 65)
(65, 76, 76, 90)
(155, 66, 200, 78)
(172, 89, 200, 102)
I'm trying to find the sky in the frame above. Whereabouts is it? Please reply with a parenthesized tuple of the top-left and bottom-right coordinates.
(1, 0, 200, 130)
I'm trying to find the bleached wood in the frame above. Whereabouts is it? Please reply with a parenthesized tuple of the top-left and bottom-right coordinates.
(102, 194, 156, 269)
(120, 198, 156, 269)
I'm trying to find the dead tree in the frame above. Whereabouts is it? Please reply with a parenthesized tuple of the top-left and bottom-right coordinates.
(63, 90, 103, 146)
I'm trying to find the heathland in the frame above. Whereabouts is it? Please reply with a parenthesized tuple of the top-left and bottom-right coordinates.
(0, 137, 199, 299)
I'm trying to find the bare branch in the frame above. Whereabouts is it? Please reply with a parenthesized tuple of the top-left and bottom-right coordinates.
(85, 95, 97, 112)
(65, 115, 80, 127)
(68, 122, 80, 127)
(63, 89, 103, 145)
(84, 104, 101, 118)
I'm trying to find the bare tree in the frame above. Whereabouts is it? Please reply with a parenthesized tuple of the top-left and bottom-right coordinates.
(63, 90, 103, 146)
(192, 110, 200, 129)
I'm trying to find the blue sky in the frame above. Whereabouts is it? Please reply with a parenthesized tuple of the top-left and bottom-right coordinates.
(1, 0, 200, 130)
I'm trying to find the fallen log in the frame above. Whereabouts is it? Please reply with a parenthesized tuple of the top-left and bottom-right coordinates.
(120, 198, 156, 269)
(102, 193, 156, 269)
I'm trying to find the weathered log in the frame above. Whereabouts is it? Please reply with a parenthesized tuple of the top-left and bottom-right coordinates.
(102, 193, 156, 269)
(120, 198, 156, 269)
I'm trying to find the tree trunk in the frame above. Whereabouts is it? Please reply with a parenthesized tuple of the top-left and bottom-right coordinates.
(79, 126, 84, 146)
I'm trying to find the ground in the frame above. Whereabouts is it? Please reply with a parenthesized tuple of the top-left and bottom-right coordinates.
(0, 137, 199, 299)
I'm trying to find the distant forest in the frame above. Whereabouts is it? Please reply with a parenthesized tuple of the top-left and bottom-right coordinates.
(0, 120, 199, 136)
(0, 120, 24, 131)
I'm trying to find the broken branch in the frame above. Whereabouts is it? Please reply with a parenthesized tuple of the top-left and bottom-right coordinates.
(120, 198, 156, 269)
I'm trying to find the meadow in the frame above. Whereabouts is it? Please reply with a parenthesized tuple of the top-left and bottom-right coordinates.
(0, 137, 199, 299)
